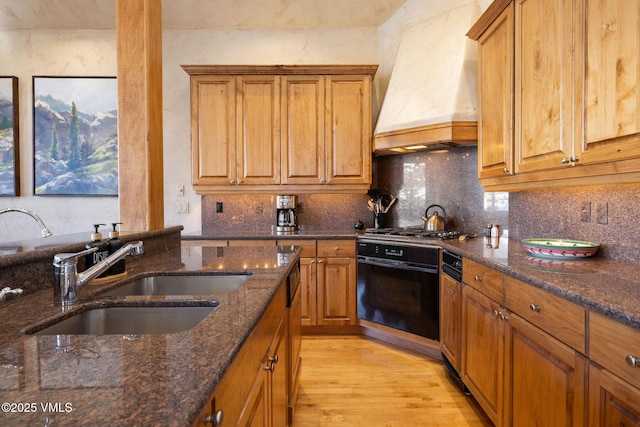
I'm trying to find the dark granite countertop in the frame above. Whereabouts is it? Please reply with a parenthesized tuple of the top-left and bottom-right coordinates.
(182, 228, 362, 241)
(360, 234, 640, 328)
(0, 244, 300, 426)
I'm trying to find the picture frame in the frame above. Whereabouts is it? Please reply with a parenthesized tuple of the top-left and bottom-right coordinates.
(0, 76, 19, 196)
(32, 76, 118, 196)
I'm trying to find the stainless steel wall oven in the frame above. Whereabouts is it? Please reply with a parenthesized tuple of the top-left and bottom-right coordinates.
(356, 240, 439, 340)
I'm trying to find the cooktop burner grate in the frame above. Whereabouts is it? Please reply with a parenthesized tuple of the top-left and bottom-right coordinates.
(364, 227, 461, 240)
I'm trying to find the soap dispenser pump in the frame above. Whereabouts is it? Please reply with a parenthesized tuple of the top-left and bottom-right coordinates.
(85, 224, 109, 278)
(107, 222, 126, 277)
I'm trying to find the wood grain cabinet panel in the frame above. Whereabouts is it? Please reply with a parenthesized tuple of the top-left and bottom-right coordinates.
(503, 311, 587, 426)
(505, 276, 586, 353)
(440, 273, 462, 373)
(589, 363, 640, 426)
(183, 65, 375, 194)
(579, 0, 640, 165)
(468, 0, 640, 190)
(476, 1, 515, 179)
(462, 257, 504, 304)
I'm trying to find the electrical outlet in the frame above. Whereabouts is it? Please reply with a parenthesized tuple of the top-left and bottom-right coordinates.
(216, 202, 223, 213)
(595, 202, 608, 224)
(255, 203, 263, 214)
(580, 201, 591, 222)
(177, 202, 189, 213)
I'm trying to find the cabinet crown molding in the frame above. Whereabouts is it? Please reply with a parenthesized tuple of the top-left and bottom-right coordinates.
(181, 64, 378, 76)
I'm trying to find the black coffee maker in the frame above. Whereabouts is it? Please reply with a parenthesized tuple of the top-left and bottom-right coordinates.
(276, 195, 297, 232)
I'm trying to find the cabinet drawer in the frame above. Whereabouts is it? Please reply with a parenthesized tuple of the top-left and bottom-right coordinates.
(462, 258, 504, 303)
(505, 276, 586, 353)
(277, 239, 316, 258)
(317, 239, 355, 258)
(590, 312, 640, 390)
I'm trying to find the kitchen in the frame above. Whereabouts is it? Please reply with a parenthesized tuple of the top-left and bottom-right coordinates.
(1, 0, 640, 425)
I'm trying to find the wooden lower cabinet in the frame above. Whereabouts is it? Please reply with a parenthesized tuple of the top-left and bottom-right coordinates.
(299, 239, 357, 328)
(196, 279, 291, 426)
(589, 364, 640, 426)
(460, 260, 587, 426)
(440, 273, 462, 372)
(503, 312, 587, 426)
(461, 284, 504, 425)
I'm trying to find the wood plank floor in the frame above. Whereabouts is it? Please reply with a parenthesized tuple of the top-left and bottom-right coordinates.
(292, 335, 492, 427)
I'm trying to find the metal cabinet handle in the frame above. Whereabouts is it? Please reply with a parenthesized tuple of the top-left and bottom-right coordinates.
(529, 304, 541, 312)
(474, 275, 482, 281)
(334, 246, 340, 251)
(268, 354, 279, 364)
(230, 180, 235, 184)
(500, 311, 509, 321)
(318, 259, 325, 264)
(626, 355, 640, 368)
(502, 167, 509, 174)
(203, 410, 223, 426)
(264, 362, 275, 372)
(493, 310, 500, 317)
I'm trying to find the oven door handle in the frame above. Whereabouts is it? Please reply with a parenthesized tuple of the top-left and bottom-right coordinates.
(357, 257, 438, 274)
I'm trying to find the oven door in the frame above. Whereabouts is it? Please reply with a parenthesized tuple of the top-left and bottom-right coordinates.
(357, 257, 439, 340)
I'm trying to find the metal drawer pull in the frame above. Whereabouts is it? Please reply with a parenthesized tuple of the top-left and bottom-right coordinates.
(529, 304, 541, 312)
(203, 410, 223, 426)
(626, 355, 640, 368)
(493, 310, 499, 317)
(474, 275, 482, 281)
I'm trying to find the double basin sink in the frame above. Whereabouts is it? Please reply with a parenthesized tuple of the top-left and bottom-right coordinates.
(28, 273, 252, 336)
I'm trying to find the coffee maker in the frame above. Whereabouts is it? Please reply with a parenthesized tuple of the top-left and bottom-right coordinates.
(276, 195, 297, 232)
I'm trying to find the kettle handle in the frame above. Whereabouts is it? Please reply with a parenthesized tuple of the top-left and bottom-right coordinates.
(425, 204, 446, 219)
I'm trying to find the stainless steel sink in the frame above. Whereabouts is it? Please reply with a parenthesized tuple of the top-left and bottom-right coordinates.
(100, 273, 252, 297)
(30, 305, 218, 336)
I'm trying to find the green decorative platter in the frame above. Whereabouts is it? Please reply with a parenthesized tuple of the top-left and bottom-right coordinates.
(521, 238, 599, 259)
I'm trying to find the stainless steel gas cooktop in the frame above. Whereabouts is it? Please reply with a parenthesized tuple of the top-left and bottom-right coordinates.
(363, 227, 461, 240)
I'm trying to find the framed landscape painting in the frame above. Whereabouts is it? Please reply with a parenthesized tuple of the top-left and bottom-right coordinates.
(0, 76, 19, 196)
(33, 76, 118, 196)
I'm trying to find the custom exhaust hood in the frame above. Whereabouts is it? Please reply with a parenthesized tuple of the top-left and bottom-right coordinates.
(374, 3, 481, 155)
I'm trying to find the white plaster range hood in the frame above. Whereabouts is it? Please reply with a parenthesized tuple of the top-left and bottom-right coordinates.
(374, 3, 481, 155)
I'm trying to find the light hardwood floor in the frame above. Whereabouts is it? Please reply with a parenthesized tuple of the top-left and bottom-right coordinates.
(292, 335, 492, 427)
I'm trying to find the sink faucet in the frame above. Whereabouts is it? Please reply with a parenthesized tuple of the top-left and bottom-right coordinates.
(0, 287, 23, 302)
(0, 207, 53, 238)
(53, 241, 144, 308)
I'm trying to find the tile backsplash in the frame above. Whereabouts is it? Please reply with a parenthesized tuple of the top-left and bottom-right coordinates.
(200, 146, 639, 263)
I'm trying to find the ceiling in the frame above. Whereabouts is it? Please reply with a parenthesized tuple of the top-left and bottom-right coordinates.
(0, 0, 407, 30)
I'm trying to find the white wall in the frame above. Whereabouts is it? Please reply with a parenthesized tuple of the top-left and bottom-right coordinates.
(0, 30, 119, 242)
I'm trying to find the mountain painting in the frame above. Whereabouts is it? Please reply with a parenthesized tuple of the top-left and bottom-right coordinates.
(33, 76, 118, 196)
(0, 77, 18, 196)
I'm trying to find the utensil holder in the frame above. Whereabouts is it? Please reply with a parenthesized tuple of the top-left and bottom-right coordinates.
(374, 212, 387, 229)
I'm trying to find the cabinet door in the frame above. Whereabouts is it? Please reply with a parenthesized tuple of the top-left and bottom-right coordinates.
(504, 312, 587, 426)
(325, 75, 372, 185)
(515, 0, 575, 173)
(578, 0, 640, 165)
(589, 364, 640, 426)
(281, 75, 326, 184)
(477, 2, 514, 179)
(269, 314, 288, 427)
(236, 75, 281, 185)
(287, 283, 302, 423)
(299, 258, 317, 327)
(237, 368, 269, 427)
(461, 285, 504, 425)
(191, 75, 236, 185)
(440, 274, 462, 373)
(316, 257, 357, 326)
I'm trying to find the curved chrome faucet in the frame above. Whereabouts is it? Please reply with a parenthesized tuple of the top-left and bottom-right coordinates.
(0, 207, 53, 238)
(0, 287, 23, 302)
(54, 241, 144, 308)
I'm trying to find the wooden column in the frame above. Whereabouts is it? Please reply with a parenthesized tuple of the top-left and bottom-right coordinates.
(116, 0, 164, 231)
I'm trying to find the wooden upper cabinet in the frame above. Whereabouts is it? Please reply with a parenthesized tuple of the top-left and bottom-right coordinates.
(515, 0, 575, 173)
(281, 75, 325, 185)
(475, 2, 515, 179)
(183, 65, 376, 194)
(578, 0, 640, 165)
(190, 75, 236, 185)
(325, 75, 372, 185)
(236, 75, 281, 185)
